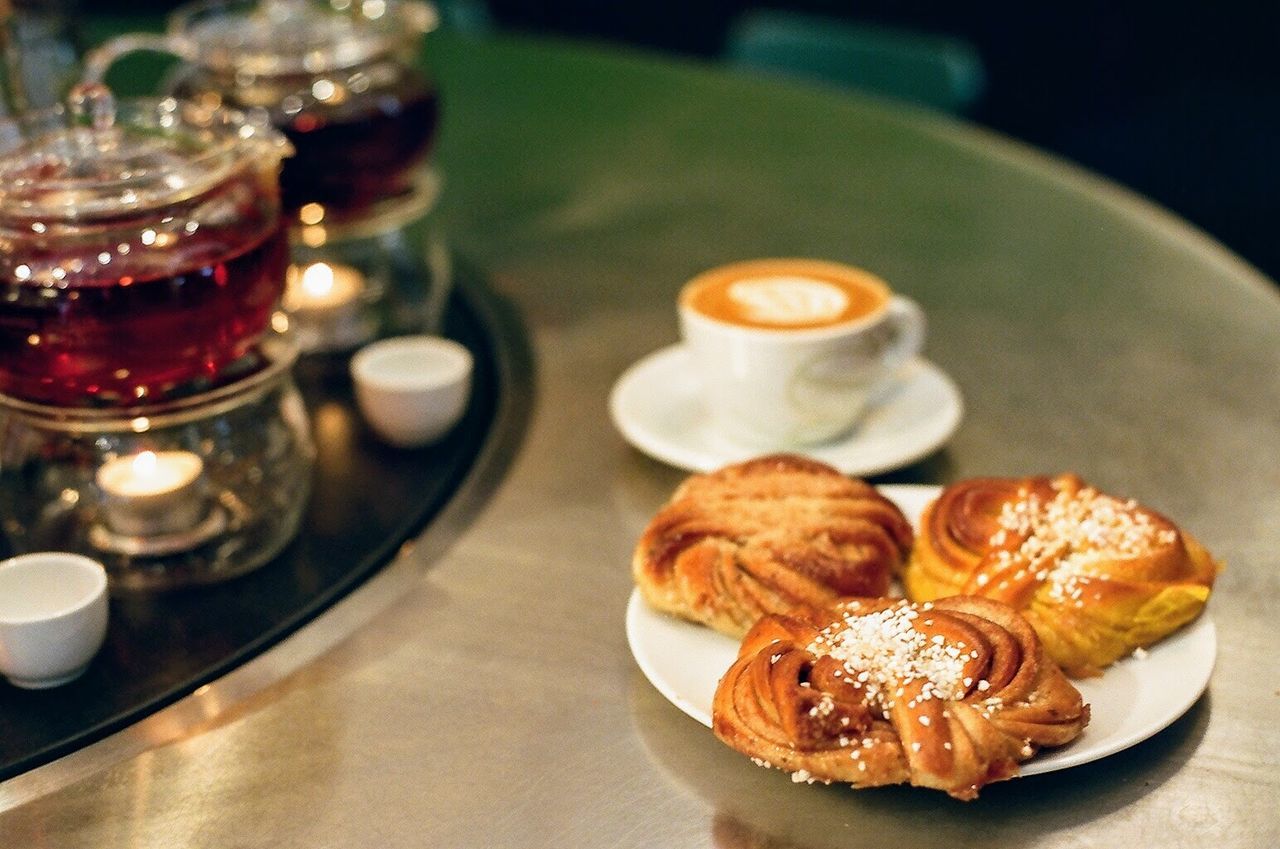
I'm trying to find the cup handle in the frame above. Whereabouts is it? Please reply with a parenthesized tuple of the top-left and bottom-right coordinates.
(81, 33, 196, 88)
(883, 295, 927, 373)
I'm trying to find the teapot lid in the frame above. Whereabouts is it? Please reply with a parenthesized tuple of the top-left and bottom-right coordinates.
(0, 83, 289, 221)
(172, 0, 438, 76)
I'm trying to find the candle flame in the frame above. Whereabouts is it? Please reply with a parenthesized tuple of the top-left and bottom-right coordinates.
(301, 263, 335, 298)
(133, 450, 158, 478)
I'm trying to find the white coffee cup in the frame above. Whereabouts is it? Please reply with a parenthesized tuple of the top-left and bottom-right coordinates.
(350, 335, 473, 448)
(0, 552, 109, 689)
(678, 259, 925, 447)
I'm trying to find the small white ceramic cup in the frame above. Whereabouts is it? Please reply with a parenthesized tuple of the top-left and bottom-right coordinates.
(679, 259, 925, 447)
(0, 552, 109, 689)
(350, 335, 474, 448)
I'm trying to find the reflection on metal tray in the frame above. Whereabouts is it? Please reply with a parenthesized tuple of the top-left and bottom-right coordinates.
(0, 270, 513, 781)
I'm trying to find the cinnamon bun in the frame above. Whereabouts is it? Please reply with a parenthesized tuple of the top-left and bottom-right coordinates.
(632, 455, 912, 636)
(903, 474, 1221, 676)
(712, 596, 1088, 799)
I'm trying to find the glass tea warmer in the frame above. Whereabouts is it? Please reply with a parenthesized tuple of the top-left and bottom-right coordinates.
(0, 335, 314, 591)
(0, 83, 315, 590)
(88, 0, 452, 354)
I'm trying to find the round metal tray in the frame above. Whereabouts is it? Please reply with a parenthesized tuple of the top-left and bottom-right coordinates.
(0, 265, 521, 782)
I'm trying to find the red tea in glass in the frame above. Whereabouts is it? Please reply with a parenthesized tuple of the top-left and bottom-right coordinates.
(0, 89, 291, 407)
(277, 74, 439, 215)
(131, 0, 444, 220)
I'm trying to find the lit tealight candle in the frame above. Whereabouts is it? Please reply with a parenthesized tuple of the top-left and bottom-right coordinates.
(283, 261, 374, 351)
(96, 450, 209, 538)
(285, 261, 363, 312)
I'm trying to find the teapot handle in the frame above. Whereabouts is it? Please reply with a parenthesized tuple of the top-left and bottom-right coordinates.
(82, 33, 196, 88)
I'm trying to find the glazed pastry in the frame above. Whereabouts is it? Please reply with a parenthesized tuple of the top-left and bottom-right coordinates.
(632, 454, 913, 637)
(903, 474, 1221, 677)
(712, 596, 1089, 800)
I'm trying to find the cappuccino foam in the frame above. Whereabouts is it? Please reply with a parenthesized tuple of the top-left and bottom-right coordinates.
(681, 260, 890, 330)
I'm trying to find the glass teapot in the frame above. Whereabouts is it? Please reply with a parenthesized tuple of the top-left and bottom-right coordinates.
(86, 0, 440, 224)
(0, 83, 291, 407)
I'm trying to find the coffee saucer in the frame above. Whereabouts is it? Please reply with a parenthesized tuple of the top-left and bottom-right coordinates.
(608, 344, 963, 476)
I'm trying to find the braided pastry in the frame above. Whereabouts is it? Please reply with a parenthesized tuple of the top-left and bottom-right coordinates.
(632, 455, 913, 637)
(903, 474, 1221, 677)
(712, 596, 1088, 800)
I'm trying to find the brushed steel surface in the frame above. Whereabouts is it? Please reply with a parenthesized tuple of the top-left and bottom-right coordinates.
(2, 33, 1278, 848)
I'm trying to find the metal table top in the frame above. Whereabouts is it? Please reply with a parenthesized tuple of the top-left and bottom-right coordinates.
(2, 33, 1277, 848)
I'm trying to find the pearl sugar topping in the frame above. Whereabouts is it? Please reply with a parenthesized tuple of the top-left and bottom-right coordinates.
(808, 601, 974, 713)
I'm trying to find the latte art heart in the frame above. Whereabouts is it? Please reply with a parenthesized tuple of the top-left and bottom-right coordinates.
(727, 276, 850, 325)
(680, 260, 890, 331)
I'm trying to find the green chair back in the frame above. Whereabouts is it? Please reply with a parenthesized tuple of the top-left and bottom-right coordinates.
(724, 10, 985, 114)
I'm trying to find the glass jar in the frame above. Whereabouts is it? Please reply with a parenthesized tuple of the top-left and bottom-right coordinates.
(0, 333, 314, 591)
(0, 83, 292, 407)
(87, 0, 440, 228)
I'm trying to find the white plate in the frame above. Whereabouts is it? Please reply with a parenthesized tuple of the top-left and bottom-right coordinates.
(626, 484, 1217, 778)
(608, 345, 963, 477)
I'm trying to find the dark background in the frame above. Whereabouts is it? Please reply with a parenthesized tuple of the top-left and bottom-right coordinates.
(86, 1, 1280, 284)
